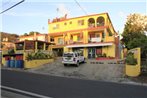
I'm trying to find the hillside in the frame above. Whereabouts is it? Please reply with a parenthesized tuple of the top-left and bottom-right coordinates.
(0, 32, 19, 42)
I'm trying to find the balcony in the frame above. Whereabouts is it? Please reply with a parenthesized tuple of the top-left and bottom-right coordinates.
(69, 40, 83, 45)
(105, 36, 114, 42)
(88, 37, 102, 43)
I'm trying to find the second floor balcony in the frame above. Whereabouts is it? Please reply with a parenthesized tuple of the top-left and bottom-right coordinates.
(88, 37, 102, 43)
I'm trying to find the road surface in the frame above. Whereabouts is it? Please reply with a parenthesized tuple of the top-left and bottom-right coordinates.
(1, 69, 147, 98)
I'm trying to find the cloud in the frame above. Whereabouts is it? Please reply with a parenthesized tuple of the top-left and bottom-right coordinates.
(56, 3, 70, 17)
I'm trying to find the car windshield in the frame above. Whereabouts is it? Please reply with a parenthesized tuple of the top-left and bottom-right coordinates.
(63, 53, 74, 57)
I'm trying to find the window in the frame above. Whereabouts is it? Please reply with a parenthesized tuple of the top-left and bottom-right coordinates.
(78, 20, 84, 26)
(102, 32, 105, 38)
(75, 53, 77, 57)
(37, 42, 44, 50)
(97, 16, 105, 26)
(107, 28, 113, 36)
(77, 36, 81, 41)
(50, 37, 54, 42)
(64, 22, 67, 25)
(16, 43, 24, 50)
(64, 53, 73, 57)
(53, 24, 59, 30)
(95, 34, 100, 37)
(69, 21, 72, 24)
(88, 18, 95, 27)
(58, 38, 63, 45)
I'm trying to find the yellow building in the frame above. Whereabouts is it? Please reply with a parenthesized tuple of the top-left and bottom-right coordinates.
(48, 13, 119, 58)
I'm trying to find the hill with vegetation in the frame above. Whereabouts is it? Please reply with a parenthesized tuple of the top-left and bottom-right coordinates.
(0, 32, 19, 42)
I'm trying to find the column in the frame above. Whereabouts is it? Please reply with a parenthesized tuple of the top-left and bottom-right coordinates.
(104, 28, 107, 42)
(23, 41, 25, 52)
(83, 31, 88, 44)
(48, 35, 50, 42)
(84, 48, 88, 58)
(43, 43, 46, 50)
(35, 41, 38, 52)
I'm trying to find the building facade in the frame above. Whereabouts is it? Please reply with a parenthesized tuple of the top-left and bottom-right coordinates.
(16, 34, 50, 52)
(19, 34, 48, 42)
(48, 13, 119, 58)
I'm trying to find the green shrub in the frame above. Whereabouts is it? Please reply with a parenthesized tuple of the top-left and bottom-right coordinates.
(103, 53, 106, 57)
(8, 49, 15, 55)
(126, 52, 137, 65)
(26, 51, 53, 60)
(27, 53, 33, 60)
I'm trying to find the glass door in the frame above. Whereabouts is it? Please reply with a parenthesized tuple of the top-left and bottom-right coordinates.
(88, 48, 96, 58)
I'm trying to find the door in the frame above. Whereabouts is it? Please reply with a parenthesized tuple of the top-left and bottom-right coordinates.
(53, 48, 63, 57)
(88, 48, 96, 58)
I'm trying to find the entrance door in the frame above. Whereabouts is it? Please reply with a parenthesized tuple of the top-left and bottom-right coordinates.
(88, 48, 96, 58)
(53, 48, 63, 57)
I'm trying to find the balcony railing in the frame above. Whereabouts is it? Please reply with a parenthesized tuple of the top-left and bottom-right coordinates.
(69, 40, 83, 44)
(88, 37, 102, 43)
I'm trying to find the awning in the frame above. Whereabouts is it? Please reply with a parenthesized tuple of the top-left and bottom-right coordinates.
(66, 42, 113, 48)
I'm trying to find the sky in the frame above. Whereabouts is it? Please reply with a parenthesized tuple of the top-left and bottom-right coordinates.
(0, 0, 146, 35)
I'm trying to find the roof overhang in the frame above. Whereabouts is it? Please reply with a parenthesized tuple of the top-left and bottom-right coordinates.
(66, 42, 113, 48)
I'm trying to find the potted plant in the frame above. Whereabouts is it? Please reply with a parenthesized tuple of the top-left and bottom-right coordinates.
(126, 52, 137, 65)
(125, 52, 140, 77)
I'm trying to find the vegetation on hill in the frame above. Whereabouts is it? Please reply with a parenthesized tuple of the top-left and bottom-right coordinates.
(0, 32, 19, 42)
(23, 31, 40, 36)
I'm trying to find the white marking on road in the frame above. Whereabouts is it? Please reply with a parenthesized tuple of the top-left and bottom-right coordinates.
(1, 85, 53, 98)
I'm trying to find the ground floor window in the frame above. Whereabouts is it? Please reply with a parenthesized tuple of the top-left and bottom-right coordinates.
(72, 48, 84, 56)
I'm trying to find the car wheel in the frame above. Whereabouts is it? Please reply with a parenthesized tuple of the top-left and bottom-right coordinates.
(83, 58, 85, 63)
(76, 62, 79, 67)
(64, 64, 67, 66)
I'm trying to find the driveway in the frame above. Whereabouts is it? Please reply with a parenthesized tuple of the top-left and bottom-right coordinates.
(27, 58, 129, 82)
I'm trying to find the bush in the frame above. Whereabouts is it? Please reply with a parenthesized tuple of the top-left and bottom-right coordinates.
(126, 52, 137, 65)
(26, 51, 53, 60)
(8, 49, 15, 55)
(103, 53, 106, 57)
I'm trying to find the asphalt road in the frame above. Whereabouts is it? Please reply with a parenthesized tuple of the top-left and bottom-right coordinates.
(1, 69, 147, 98)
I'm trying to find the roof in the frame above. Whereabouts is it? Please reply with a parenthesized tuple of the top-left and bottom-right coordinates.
(19, 34, 47, 39)
(66, 42, 113, 48)
(49, 12, 108, 24)
(15, 40, 53, 45)
(49, 12, 117, 34)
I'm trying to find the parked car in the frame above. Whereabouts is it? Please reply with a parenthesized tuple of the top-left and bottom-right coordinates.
(62, 52, 85, 67)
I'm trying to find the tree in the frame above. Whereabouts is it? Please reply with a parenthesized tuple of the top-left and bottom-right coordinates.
(122, 13, 147, 64)
(23, 31, 40, 36)
(24, 33, 28, 36)
(29, 31, 40, 35)
(122, 13, 147, 49)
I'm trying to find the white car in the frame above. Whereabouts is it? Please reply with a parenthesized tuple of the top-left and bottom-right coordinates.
(62, 52, 85, 67)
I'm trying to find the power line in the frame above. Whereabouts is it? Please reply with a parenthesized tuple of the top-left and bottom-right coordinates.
(74, 0, 88, 15)
(0, 0, 25, 14)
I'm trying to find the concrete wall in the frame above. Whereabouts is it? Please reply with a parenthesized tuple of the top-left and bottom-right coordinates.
(24, 59, 54, 69)
(102, 44, 115, 57)
(126, 47, 141, 77)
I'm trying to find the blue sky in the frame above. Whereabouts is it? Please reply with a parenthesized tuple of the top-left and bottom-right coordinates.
(0, 0, 146, 35)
